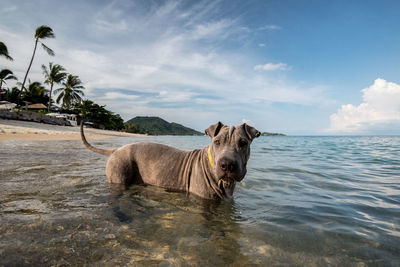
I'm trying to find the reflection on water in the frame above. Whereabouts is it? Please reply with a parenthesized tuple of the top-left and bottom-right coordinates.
(1, 136, 399, 265)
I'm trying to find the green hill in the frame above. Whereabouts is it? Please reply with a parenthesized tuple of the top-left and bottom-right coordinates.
(125, 116, 203, 136)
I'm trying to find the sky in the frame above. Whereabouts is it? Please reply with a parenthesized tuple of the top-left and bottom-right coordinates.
(1, 0, 399, 135)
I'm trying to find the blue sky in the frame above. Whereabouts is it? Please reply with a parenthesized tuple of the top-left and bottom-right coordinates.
(1, 0, 399, 135)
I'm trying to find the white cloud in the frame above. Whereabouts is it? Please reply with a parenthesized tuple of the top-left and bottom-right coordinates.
(157, 90, 197, 102)
(93, 19, 128, 32)
(254, 63, 290, 71)
(191, 19, 234, 40)
(102, 92, 139, 101)
(0, 0, 331, 132)
(67, 49, 108, 67)
(327, 79, 400, 134)
(258, 25, 281, 31)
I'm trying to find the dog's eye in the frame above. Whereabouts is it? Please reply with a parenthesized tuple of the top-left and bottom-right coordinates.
(239, 139, 248, 148)
(214, 140, 220, 146)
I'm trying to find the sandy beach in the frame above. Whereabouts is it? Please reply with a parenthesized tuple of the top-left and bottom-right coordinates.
(0, 119, 143, 141)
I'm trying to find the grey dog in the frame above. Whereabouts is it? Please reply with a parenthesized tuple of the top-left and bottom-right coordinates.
(80, 121, 260, 199)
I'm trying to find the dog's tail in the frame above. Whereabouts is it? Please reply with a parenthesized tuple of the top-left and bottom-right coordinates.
(80, 121, 115, 156)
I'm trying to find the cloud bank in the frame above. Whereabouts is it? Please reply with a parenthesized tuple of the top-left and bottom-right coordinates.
(0, 0, 329, 132)
(327, 79, 400, 134)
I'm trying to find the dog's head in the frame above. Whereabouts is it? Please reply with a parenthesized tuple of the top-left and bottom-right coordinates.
(205, 122, 260, 198)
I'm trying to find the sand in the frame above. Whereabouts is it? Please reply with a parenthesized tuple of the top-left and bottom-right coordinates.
(0, 119, 144, 141)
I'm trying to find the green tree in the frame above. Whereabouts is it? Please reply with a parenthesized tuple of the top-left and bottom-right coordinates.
(0, 69, 17, 91)
(22, 81, 49, 105)
(74, 99, 124, 130)
(124, 123, 142, 134)
(4, 87, 20, 103)
(74, 99, 94, 118)
(42, 62, 67, 111)
(54, 74, 85, 110)
(0, 42, 13, 61)
(19, 25, 55, 98)
(109, 114, 124, 130)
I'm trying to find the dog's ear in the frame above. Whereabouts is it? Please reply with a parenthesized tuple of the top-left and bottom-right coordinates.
(205, 121, 224, 138)
(242, 123, 261, 141)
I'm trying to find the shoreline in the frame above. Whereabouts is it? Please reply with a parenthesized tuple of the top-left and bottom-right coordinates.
(0, 119, 145, 141)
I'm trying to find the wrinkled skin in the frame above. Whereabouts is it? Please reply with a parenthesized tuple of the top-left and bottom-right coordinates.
(205, 122, 260, 198)
(81, 121, 260, 199)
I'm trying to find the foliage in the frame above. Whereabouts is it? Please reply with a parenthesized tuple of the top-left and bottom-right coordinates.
(124, 123, 142, 134)
(54, 74, 84, 109)
(42, 63, 66, 85)
(125, 116, 202, 135)
(0, 69, 17, 91)
(0, 42, 13, 61)
(42, 62, 67, 111)
(35, 25, 55, 56)
(1, 87, 20, 103)
(74, 100, 124, 130)
(22, 81, 49, 105)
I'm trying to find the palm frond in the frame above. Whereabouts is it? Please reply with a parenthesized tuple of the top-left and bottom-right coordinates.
(51, 64, 67, 82)
(0, 42, 13, 61)
(35, 25, 55, 39)
(53, 74, 85, 109)
(53, 64, 66, 72)
(6, 75, 17, 81)
(74, 89, 85, 96)
(54, 72, 67, 82)
(56, 92, 64, 104)
(42, 63, 66, 84)
(41, 64, 50, 78)
(41, 43, 55, 56)
(53, 87, 63, 94)
(0, 69, 14, 79)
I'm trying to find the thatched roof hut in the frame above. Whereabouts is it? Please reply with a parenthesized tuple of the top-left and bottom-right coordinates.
(26, 103, 47, 109)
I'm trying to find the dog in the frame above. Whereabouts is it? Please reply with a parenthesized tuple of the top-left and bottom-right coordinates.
(81, 121, 260, 199)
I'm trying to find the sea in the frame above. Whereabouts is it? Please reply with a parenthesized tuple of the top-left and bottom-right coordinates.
(1, 135, 399, 266)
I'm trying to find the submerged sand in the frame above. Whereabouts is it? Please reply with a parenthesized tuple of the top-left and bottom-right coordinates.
(0, 119, 144, 141)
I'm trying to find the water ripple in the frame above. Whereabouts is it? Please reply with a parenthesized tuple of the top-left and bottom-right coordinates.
(1, 136, 399, 265)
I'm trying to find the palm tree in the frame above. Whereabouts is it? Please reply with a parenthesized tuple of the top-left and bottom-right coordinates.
(0, 69, 18, 91)
(0, 42, 13, 61)
(55, 74, 85, 110)
(42, 62, 67, 111)
(22, 81, 49, 105)
(4, 87, 20, 103)
(19, 25, 55, 97)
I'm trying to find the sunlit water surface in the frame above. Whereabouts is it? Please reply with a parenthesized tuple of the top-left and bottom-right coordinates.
(1, 136, 399, 266)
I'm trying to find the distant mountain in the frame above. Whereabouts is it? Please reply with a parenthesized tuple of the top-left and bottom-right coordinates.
(261, 132, 286, 136)
(125, 116, 203, 136)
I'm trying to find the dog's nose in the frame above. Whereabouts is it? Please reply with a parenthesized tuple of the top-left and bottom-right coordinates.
(219, 159, 238, 173)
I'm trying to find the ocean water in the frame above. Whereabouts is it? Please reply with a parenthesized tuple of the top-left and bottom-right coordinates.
(0, 135, 399, 266)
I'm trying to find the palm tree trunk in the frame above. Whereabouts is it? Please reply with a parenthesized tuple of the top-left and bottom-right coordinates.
(48, 82, 53, 111)
(18, 38, 38, 103)
(0, 80, 3, 101)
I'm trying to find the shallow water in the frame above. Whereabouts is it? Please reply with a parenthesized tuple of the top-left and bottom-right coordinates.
(1, 136, 399, 266)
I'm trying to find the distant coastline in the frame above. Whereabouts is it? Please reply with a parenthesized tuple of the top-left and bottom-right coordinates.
(261, 132, 286, 136)
(0, 115, 286, 139)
